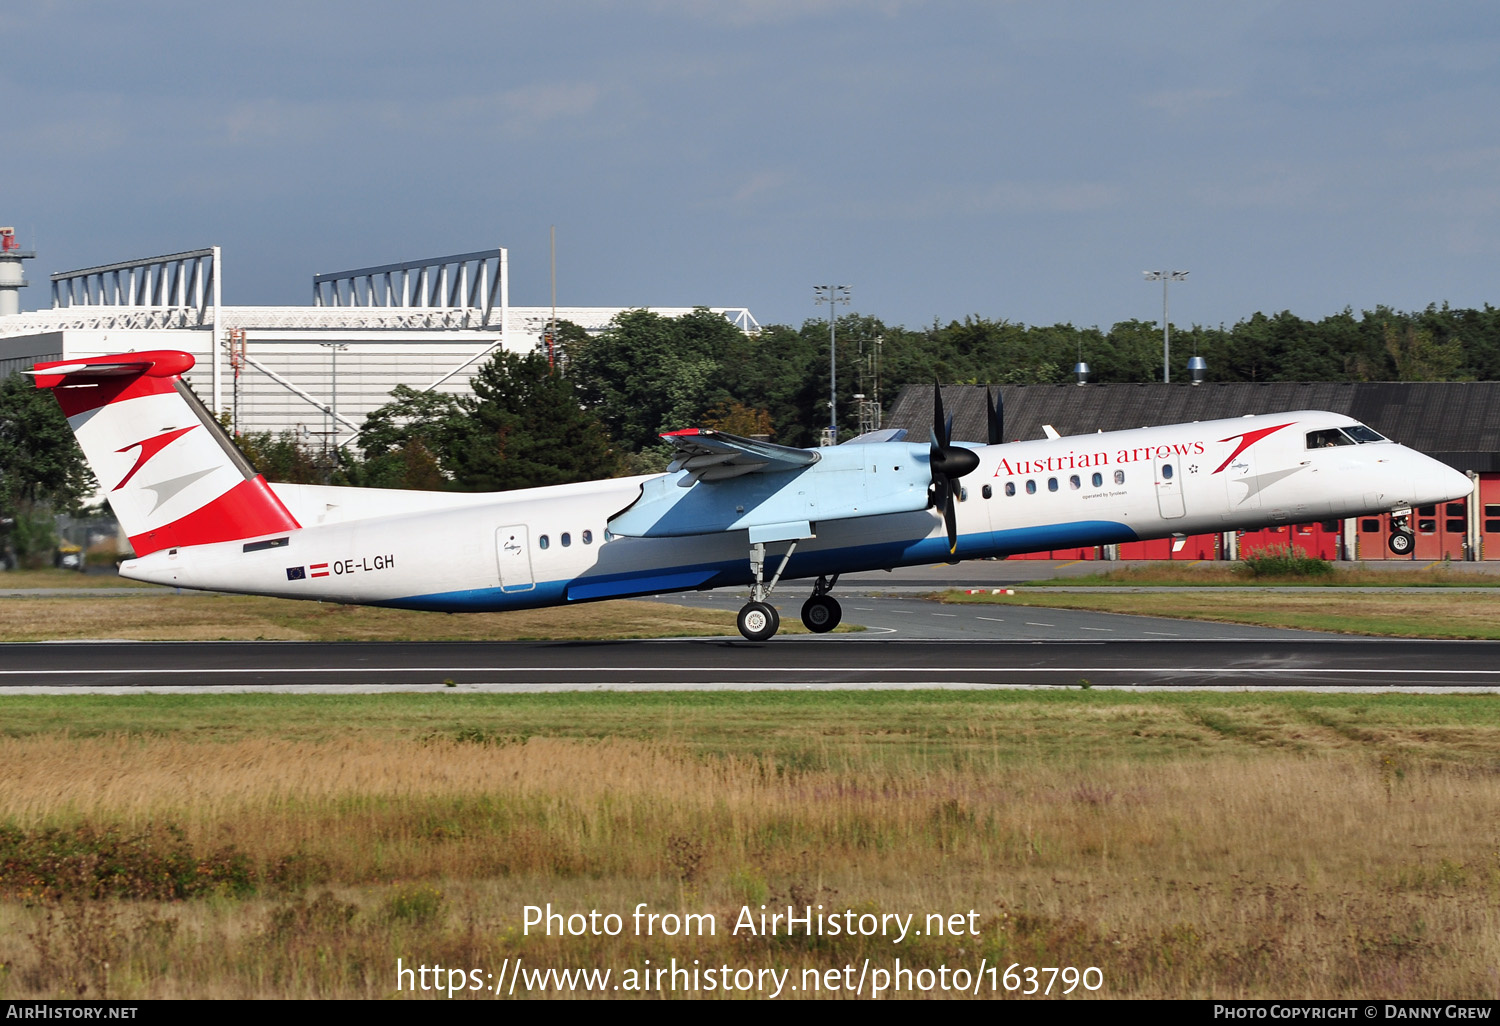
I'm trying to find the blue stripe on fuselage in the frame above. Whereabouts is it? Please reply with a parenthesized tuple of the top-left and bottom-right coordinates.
(378, 519, 1137, 613)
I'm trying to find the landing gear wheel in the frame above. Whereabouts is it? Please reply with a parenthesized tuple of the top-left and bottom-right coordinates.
(737, 601, 780, 641)
(800, 595, 842, 633)
(1388, 530, 1414, 556)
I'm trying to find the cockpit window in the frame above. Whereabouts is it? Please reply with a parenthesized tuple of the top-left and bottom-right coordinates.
(1344, 424, 1387, 443)
(1306, 428, 1355, 449)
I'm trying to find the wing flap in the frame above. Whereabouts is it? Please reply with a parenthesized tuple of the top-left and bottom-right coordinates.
(660, 428, 819, 483)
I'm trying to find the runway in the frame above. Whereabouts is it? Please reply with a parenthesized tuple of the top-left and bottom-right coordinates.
(4, 636, 1500, 691)
(5, 561, 1499, 692)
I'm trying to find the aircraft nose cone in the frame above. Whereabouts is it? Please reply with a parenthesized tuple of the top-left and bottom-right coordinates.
(1414, 456, 1473, 506)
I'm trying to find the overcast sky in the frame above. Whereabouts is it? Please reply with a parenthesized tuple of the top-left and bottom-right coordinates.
(4, 1, 1498, 334)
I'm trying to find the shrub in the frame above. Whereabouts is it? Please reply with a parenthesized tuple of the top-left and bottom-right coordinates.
(1238, 544, 1334, 578)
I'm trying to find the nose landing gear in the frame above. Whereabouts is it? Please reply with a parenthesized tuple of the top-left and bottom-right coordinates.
(1387, 513, 1414, 556)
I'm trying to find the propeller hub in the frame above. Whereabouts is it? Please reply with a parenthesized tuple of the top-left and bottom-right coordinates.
(931, 445, 980, 480)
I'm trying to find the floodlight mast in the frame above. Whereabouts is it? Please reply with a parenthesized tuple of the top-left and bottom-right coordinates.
(1143, 270, 1188, 383)
(813, 284, 851, 445)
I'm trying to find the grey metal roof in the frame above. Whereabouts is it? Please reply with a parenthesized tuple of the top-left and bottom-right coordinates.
(888, 381, 1500, 473)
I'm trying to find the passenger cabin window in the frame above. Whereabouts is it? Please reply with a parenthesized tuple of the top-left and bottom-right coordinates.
(1114, 470, 1125, 485)
(583, 530, 594, 545)
(982, 484, 993, 499)
(1307, 428, 1354, 449)
(1005, 482, 1016, 497)
(1069, 475, 1080, 490)
(1047, 478, 1058, 492)
(561, 533, 571, 547)
(539, 535, 550, 550)
(1162, 464, 1174, 480)
(1092, 472, 1103, 487)
(1025, 480, 1037, 494)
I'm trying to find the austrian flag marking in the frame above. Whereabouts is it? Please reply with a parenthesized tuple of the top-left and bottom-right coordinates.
(309, 563, 331, 578)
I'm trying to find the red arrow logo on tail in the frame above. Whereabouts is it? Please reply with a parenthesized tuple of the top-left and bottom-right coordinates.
(113, 426, 198, 492)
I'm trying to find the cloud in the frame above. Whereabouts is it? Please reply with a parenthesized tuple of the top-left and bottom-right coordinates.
(643, 0, 920, 27)
(905, 180, 1123, 217)
(1188, 163, 1326, 210)
(1140, 87, 1236, 119)
(728, 170, 791, 204)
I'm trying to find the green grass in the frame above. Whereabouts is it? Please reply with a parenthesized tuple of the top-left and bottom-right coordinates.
(4, 690, 1499, 766)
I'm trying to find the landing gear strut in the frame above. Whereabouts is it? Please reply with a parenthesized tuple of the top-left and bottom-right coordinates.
(1388, 513, 1415, 556)
(800, 575, 842, 633)
(736, 540, 798, 641)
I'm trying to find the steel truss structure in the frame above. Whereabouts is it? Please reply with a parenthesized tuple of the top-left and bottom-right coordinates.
(0, 245, 759, 458)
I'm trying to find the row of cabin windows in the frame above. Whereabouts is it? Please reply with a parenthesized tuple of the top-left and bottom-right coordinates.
(537, 530, 595, 550)
(981, 469, 1128, 500)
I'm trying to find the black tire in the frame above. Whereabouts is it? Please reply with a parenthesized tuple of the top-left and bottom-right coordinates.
(1388, 530, 1414, 556)
(800, 595, 842, 633)
(737, 602, 780, 641)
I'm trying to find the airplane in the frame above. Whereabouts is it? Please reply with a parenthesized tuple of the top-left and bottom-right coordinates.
(30, 349, 1472, 640)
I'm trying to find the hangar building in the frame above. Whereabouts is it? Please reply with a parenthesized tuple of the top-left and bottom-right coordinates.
(889, 380, 1500, 562)
(0, 244, 758, 452)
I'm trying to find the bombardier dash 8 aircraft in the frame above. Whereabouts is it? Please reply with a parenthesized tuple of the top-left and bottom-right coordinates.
(32, 350, 1471, 640)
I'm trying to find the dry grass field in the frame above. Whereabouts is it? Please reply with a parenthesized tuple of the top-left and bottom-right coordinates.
(2, 691, 1499, 1000)
(0, 593, 776, 642)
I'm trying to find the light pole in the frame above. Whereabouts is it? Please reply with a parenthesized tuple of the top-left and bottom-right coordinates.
(813, 285, 851, 445)
(1143, 270, 1188, 382)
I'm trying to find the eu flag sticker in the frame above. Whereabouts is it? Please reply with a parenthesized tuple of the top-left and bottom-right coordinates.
(286, 566, 306, 581)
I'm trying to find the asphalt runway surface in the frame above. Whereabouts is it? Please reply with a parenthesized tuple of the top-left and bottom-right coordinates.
(4, 561, 1499, 692)
(5, 635, 1500, 692)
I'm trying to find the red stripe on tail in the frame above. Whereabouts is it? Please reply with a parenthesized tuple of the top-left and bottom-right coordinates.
(127, 478, 301, 557)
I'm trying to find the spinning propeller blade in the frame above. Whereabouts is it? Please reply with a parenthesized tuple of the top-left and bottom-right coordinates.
(929, 379, 980, 553)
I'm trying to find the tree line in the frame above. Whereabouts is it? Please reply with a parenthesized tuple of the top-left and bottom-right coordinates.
(333, 301, 1500, 491)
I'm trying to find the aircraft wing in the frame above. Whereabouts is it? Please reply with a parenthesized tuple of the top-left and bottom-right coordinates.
(660, 428, 820, 483)
(842, 428, 908, 444)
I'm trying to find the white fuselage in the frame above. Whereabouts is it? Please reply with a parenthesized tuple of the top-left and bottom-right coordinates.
(118, 411, 1471, 611)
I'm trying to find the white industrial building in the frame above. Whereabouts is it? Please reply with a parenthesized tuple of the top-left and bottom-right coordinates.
(0, 244, 758, 452)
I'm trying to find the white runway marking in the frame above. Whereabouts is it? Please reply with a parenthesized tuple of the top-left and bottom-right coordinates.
(7, 665, 1500, 677)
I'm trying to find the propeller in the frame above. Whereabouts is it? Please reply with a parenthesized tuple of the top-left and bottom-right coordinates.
(929, 379, 981, 554)
(986, 386, 1004, 445)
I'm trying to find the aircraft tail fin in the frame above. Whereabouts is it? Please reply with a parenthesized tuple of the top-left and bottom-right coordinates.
(29, 350, 301, 556)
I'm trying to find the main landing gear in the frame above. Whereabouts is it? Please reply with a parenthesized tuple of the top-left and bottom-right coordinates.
(734, 541, 842, 641)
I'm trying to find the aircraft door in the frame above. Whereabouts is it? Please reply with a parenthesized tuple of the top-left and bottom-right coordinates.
(495, 525, 536, 592)
(1153, 456, 1186, 519)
